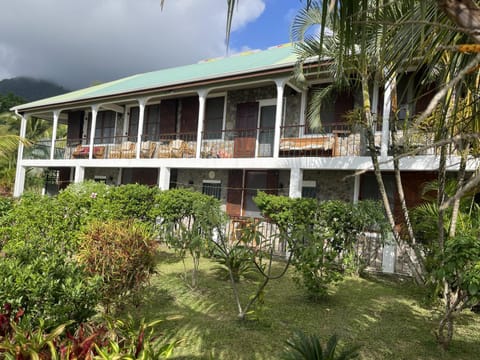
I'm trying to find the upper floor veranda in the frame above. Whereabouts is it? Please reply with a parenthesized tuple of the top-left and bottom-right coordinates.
(14, 44, 446, 168)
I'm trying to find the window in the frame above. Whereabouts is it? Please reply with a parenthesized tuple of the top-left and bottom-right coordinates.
(87, 110, 116, 144)
(301, 180, 317, 199)
(305, 86, 354, 135)
(144, 104, 161, 140)
(128, 107, 139, 141)
(202, 180, 221, 200)
(204, 97, 225, 139)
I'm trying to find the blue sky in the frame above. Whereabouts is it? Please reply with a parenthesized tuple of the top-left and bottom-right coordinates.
(0, 0, 307, 89)
(230, 0, 304, 50)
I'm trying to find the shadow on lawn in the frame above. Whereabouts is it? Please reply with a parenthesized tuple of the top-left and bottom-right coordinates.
(327, 276, 480, 360)
(127, 256, 480, 360)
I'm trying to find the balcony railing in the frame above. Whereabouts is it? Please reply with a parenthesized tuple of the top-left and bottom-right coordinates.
(200, 128, 275, 158)
(280, 123, 363, 157)
(22, 125, 439, 161)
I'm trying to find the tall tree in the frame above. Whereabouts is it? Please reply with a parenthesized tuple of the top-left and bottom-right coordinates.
(295, 0, 480, 349)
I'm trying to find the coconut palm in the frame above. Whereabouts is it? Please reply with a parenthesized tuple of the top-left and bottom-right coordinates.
(293, 0, 480, 349)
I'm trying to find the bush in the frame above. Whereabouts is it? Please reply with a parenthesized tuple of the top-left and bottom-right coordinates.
(0, 307, 177, 359)
(106, 183, 160, 222)
(77, 220, 158, 312)
(0, 193, 99, 327)
(152, 189, 225, 288)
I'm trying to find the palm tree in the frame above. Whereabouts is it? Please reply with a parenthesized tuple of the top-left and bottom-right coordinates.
(293, 0, 480, 350)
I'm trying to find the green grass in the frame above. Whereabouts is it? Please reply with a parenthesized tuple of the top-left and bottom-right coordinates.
(129, 248, 480, 360)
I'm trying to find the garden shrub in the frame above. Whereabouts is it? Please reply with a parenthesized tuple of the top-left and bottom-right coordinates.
(56, 180, 111, 229)
(152, 189, 225, 288)
(0, 306, 177, 359)
(255, 193, 388, 299)
(0, 193, 99, 327)
(77, 219, 158, 312)
(106, 183, 160, 223)
(0, 196, 13, 220)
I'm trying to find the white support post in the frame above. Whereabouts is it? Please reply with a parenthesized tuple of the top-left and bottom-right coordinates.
(50, 110, 60, 160)
(289, 168, 303, 198)
(196, 89, 209, 159)
(273, 78, 287, 158)
(89, 105, 99, 160)
(298, 89, 308, 136)
(13, 113, 28, 197)
(136, 98, 147, 159)
(158, 167, 171, 190)
(74, 166, 85, 183)
(353, 174, 360, 204)
(381, 74, 394, 158)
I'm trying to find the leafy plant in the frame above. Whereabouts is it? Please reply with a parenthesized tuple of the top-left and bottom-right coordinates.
(153, 189, 225, 288)
(0, 193, 99, 327)
(281, 332, 360, 360)
(0, 306, 177, 359)
(77, 220, 158, 312)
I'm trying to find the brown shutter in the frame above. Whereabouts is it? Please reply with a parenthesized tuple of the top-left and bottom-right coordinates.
(266, 170, 279, 195)
(160, 100, 177, 136)
(180, 96, 198, 135)
(67, 111, 84, 145)
(227, 170, 244, 217)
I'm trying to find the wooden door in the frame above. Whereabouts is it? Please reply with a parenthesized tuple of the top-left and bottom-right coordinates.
(226, 169, 244, 217)
(234, 102, 258, 157)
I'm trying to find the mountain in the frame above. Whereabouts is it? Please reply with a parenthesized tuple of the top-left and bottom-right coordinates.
(0, 77, 69, 102)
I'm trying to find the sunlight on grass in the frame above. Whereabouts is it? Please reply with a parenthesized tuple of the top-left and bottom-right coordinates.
(130, 248, 480, 359)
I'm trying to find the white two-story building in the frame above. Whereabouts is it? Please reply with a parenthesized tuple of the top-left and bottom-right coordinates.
(12, 43, 462, 219)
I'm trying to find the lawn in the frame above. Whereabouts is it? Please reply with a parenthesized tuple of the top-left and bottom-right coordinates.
(130, 248, 480, 360)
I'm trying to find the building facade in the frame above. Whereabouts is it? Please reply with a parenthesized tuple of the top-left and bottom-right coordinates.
(12, 44, 469, 220)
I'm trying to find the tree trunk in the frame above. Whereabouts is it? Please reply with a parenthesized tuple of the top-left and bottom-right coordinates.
(362, 76, 425, 284)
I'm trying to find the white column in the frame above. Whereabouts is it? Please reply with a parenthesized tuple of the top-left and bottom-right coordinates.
(273, 78, 287, 158)
(196, 89, 209, 159)
(298, 89, 308, 136)
(381, 75, 394, 158)
(289, 168, 303, 198)
(74, 166, 85, 183)
(89, 105, 99, 160)
(353, 174, 360, 204)
(136, 98, 147, 159)
(13, 113, 28, 197)
(50, 110, 60, 160)
(158, 167, 171, 190)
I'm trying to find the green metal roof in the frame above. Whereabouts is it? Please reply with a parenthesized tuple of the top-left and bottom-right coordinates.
(14, 44, 297, 112)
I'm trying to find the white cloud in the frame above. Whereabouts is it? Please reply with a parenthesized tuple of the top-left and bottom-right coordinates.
(0, 0, 265, 89)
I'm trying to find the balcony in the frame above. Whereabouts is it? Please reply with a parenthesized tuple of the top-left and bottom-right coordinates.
(280, 123, 363, 157)
(23, 124, 439, 161)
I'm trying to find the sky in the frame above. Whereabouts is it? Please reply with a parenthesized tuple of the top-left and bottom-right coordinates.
(0, 0, 305, 90)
